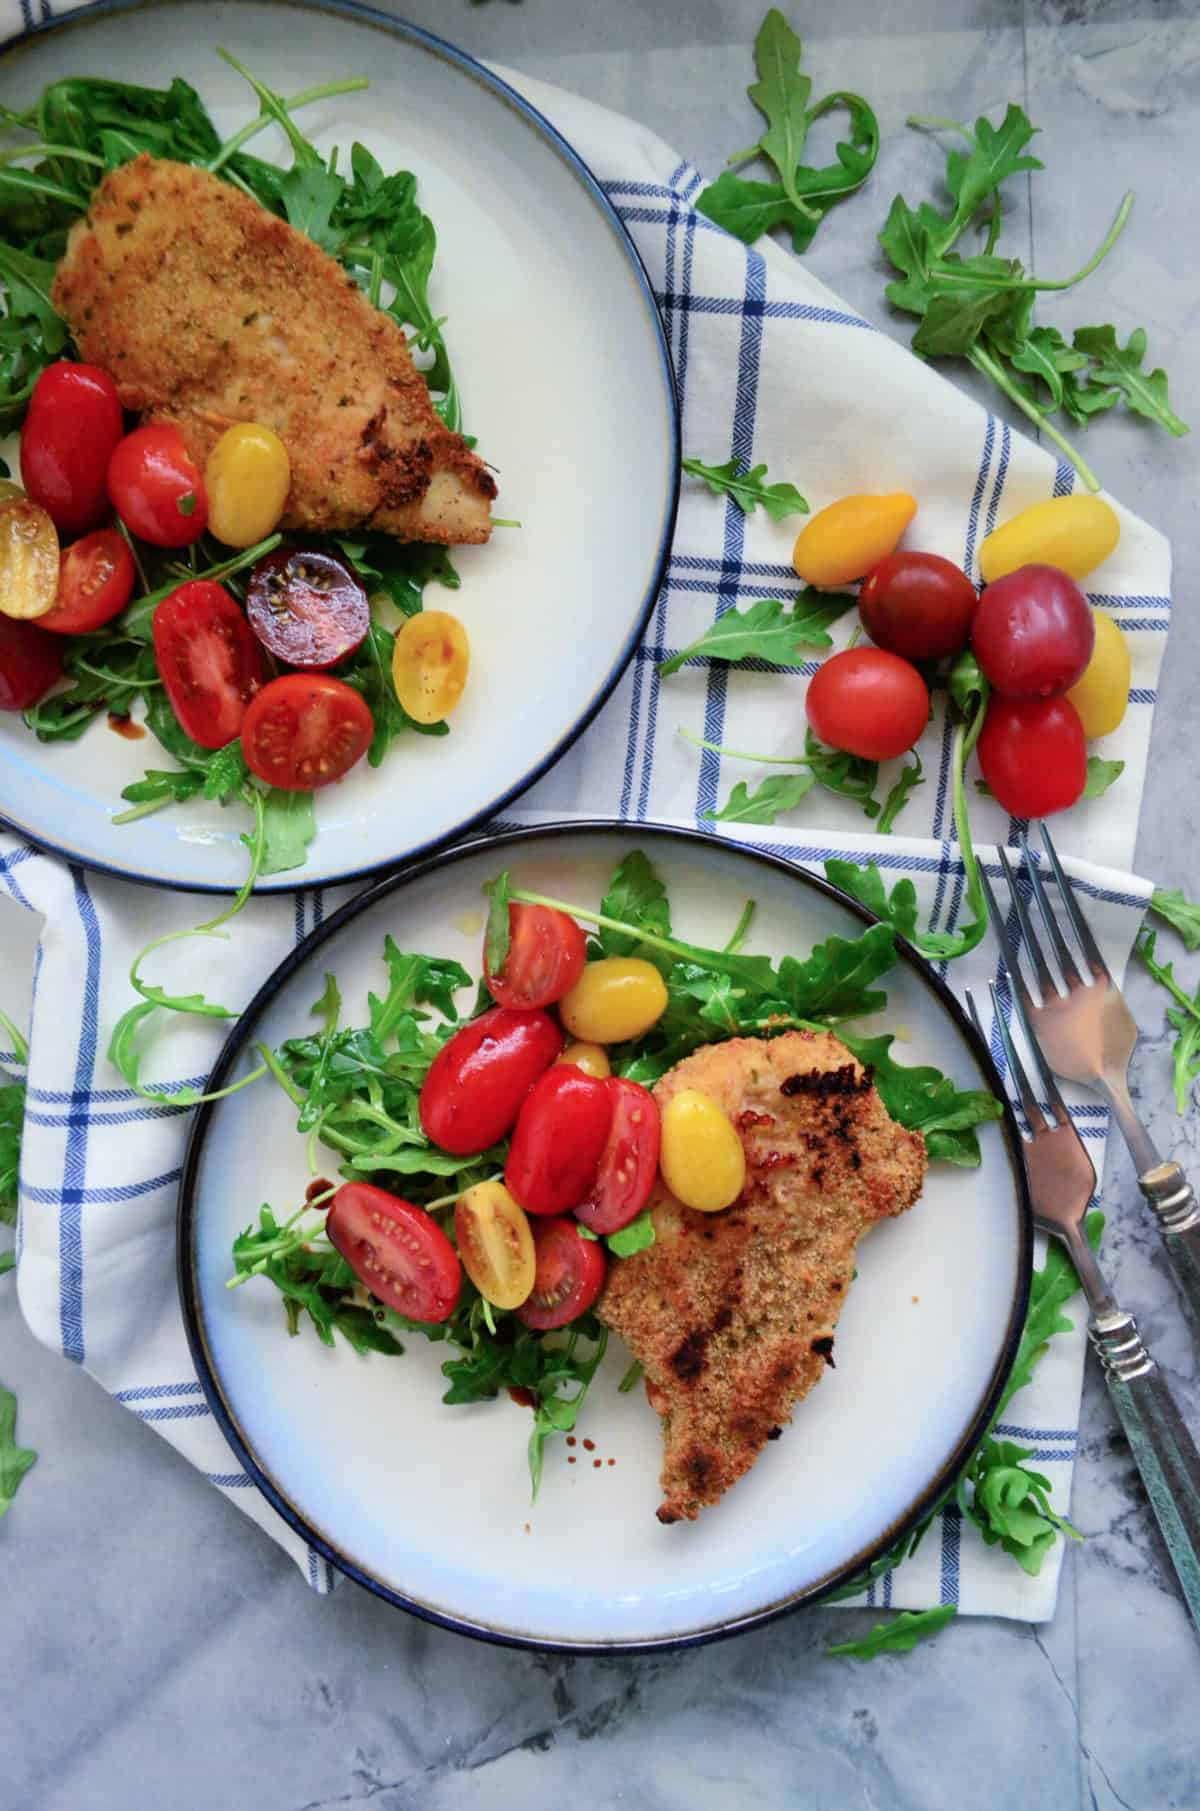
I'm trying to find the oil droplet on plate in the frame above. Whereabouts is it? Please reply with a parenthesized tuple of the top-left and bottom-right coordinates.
(453, 910, 483, 937)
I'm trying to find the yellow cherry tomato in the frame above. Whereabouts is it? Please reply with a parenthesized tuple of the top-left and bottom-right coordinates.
(660, 1089, 746, 1213)
(559, 957, 668, 1044)
(1065, 609, 1130, 740)
(792, 492, 917, 587)
(557, 1040, 612, 1079)
(204, 422, 291, 548)
(0, 496, 59, 620)
(453, 1181, 536, 1311)
(979, 494, 1120, 584)
(0, 479, 24, 507)
(391, 609, 470, 724)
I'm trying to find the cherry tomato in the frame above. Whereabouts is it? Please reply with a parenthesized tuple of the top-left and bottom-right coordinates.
(454, 1181, 535, 1311)
(419, 1005, 563, 1155)
(245, 546, 369, 669)
(0, 615, 62, 710)
(484, 902, 587, 1010)
(806, 647, 929, 761)
(792, 492, 917, 587)
(505, 1065, 613, 1216)
(972, 564, 1094, 700)
(327, 1182, 460, 1323)
(0, 497, 59, 621)
(558, 1041, 611, 1079)
(575, 1077, 661, 1234)
(108, 424, 208, 547)
(153, 580, 266, 750)
(391, 610, 470, 725)
(858, 551, 977, 661)
(1066, 609, 1130, 740)
(20, 361, 123, 537)
(205, 422, 291, 548)
(515, 1215, 607, 1331)
(241, 673, 374, 791)
(40, 528, 135, 635)
(976, 695, 1088, 818)
(979, 495, 1120, 585)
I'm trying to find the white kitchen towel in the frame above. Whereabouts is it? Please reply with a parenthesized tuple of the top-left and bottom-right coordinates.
(0, 4, 1172, 1622)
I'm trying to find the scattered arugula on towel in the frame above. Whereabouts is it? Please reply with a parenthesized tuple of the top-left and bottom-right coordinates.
(0, 1385, 36, 1519)
(1136, 928, 1200, 1114)
(658, 591, 856, 678)
(681, 455, 809, 522)
(828, 1603, 957, 1659)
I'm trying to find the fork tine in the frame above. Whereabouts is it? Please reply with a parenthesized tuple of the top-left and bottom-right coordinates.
(984, 978, 1048, 1134)
(980, 862, 1040, 1018)
(1037, 820, 1110, 981)
(1020, 834, 1084, 989)
(995, 845, 1058, 1002)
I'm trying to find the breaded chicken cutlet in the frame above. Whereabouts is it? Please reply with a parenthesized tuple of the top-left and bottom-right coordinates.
(598, 1030, 927, 1524)
(51, 154, 495, 545)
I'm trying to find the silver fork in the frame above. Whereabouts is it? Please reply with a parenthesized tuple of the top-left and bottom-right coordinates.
(980, 823, 1200, 1329)
(965, 983, 1200, 1632)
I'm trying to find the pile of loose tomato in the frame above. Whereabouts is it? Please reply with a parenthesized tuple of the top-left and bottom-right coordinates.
(0, 360, 471, 788)
(792, 489, 1131, 819)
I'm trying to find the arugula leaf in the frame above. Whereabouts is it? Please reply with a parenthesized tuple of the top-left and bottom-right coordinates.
(1083, 756, 1124, 801)
(746, 8, 813, 212)
(335, 535, 459, 618)
(998, 1211, 1102, 1415)
(838, 1030, 1003, 1163)
(1070, 325, 1189, 437)
(311, 974, 342, 1037)
(694, 171, 802, 245)
(0, 1384, 36, 1518)
(776, 923, 898, 1021)
(598, 850, 673, 959)
(877, 755, 924, 835)
(707, 772, 817, 825)
(370, 936, 471, 1034)
(824, 860, 919, 943)
(659, 590, 855, 677)
(681, 455, 808, 521)
(1149, 887, 1200, 952)
(277, 162, 346, 251)
(338, 621, 448, 766)
(828, 1604, 956, 1659)
(606, 1210, 656, 1258)
(24, 634, 160, 744)
(258, 786, 317, 876)
(0, 1081, 23, 1227)
(958, 1437, 1079, 1575)
(484, 870, 512, 978)
(1136, 930, 1200, 1114)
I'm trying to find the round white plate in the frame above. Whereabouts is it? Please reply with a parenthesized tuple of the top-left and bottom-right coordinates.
(0, 2, 678, 891)
(181, 824, 1031, 1651)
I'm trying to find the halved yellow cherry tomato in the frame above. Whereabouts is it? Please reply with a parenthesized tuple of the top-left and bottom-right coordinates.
(204, 422, 291, 548)
(660, 1089, 745, 1213)
(0, 496, 59, 620)
(392, 609, 469, 724)
(557, 1040, 612, 1079)
(792, 492, 917, 587)
(1065, 609, 1130, 740)
(559, 957, 668, 1044)
(453, 1180, 536, 1311)
(979, 494, 1119, 585)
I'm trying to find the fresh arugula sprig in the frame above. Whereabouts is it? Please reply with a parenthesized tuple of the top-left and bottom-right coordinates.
(1136, 930, 1200, 1114)
(659, 590, 856, 678)
(0, 1384, 36, 1519)
(681, 455, 809, 522)
(828, 1603, 956, 1660)
(1148, 887, 1200, 952)
(0, 1006, 29, 1232)
(680, 726, 885, 826)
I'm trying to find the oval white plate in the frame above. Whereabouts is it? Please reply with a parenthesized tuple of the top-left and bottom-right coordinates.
(0, 2, 677, 891)
(181, 824, 1031, 1651)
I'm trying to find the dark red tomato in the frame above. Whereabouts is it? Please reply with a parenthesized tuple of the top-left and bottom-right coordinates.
(420, 1005, 563, 1155)
(972, 563, 1094, 700)
(0, 615, 63, 710)
(153, 580, 266, 749)
(327, 1182, 460, 1323)
(245, 546, 369, 669)
(575, 1077, 661, 1234)
(515, 1215, 607, 1331)
(108, 424, 208, 547)
(505, 1066, 614, 1217)
(976, 694, 1088, 818)
(40, 528, 135, 635)
(240, 673, 373, 790)
(806, 647, 930, 761)
(859, 551, 977, 662)
(20, 361, 124, 537)
(484, 903, 587, 1010)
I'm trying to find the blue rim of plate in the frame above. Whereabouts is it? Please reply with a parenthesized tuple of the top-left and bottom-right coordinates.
(178, 819, 1034, 1655)
(0, 0, 681, 896)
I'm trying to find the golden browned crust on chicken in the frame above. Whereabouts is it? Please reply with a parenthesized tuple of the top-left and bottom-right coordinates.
(598, 1031, 927, 1523)
(52, 155, 495, 545)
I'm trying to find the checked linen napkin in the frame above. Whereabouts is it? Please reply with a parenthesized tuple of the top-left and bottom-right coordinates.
(0, 7, 1170, 1622)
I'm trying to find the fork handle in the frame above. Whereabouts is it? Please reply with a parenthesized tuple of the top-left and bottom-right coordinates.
(1090, 1308, 1200, 1632)
(1139, 1162, 1200, 1332)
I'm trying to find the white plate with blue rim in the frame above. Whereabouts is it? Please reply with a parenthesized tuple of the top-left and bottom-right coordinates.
(180, 822, 1031, 1652)
(0, 0, 678, 892)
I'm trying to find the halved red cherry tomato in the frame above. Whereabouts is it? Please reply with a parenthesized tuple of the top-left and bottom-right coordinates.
(245, 546, 369, 669)
(484, 903, 587, 1010)
(240, 673, 374, 791)
(505, 1066, 613, 1216)
(976, 694, 1088, 818)
(0, 615, 62, 710)
(20, 361, 124, 537)
(108, 424, 208, 547)
(858, 551, 977, 662)
(420, 1005, 563, 1156)
(327, 1182, 460, 1323)
(575, 1077, 661, 1234)
(40, 528, 135, 635)
(153, 580, 266, 749)
(515, 1215, 607, 1331)
(972, 564, 1094, 700)
(806, 647, 929, 761)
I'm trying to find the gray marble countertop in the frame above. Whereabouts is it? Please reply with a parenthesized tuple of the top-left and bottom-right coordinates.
(4, 2, 1200, 1807)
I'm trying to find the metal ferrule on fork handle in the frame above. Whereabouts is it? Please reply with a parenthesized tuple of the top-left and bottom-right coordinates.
(1140, 1161, 1200, 1236)
(1089, 1309, 1156, 1383)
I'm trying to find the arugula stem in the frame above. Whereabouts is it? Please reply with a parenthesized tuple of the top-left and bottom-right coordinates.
(423, 1174, 502, 1213)
(679, 726, 809, 767)
(725, 142, 766, 168)
(969, 344, 1101, 492)
(0, 142, 105, 168)
(257, 1041, 307, 1108)
(119, 533, 283, 640)
(111, 795, 174, 827)
(906, 115, 975, 143)
(932, 192, 1134, 294)
(1136, 936, 1200, 1027)
(207, 77, 369, 173)
(504, 887, 738, 972)
(0, 1006, 29, 1067)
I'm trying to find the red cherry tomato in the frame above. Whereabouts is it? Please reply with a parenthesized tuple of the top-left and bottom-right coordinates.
(40, 528, 135, 635)
(515, 1215, 607, 1331)
(858, 551, 977, 662)
(0, 615, 63, 710)
(20, 361, 124, 537)
(484, 903, 587, 1011)
(976, 695, 1088, 818)
(806, 647, 930, 761)
(108, 424, 208, 547)
(245, 546, 369, 669)
(575, 1076, 661, 1234)
(240, 673, 374, 791)
(972, 564, 1094, 700)
(504, 1066, 614, 1217)
(326, 1182, 460, 1323)
(153, 580, 266, 750)
(419, 1005, 563, 1156)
